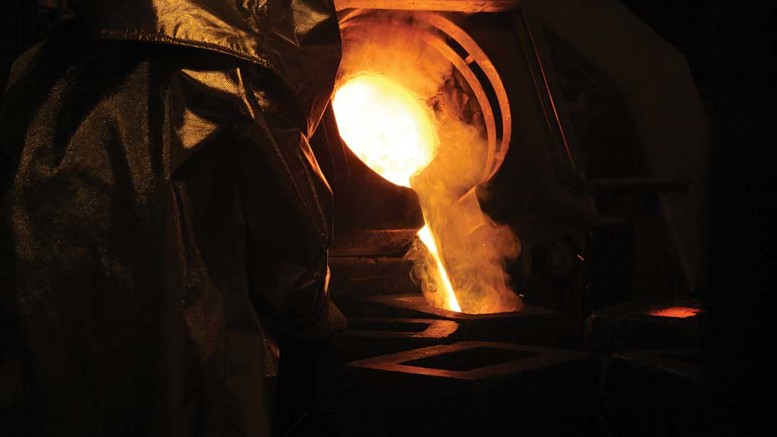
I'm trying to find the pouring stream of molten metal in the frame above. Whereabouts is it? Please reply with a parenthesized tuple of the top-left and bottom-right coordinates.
(332, 73, 462, 312)
(416, 224, 461, 312)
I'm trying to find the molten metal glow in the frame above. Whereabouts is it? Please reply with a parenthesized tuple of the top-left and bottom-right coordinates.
(332, 74, 438, 188)
(648, 306, 702, 318)
(417, 225, 462, 312)
(332, 73, 461, 312)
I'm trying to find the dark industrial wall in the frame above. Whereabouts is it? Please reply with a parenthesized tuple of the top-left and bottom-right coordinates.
(620, 1, 776, 434)
(703, 6, 776, 437)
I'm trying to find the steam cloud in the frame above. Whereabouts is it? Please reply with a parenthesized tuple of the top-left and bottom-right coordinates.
(338, 14, 523, 313)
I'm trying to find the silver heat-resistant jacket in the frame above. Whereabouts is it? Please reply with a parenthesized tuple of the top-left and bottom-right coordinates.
(0, 1, 342, 436)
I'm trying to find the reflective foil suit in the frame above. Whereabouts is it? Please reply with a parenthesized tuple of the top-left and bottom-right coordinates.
(0, 1, 343, 436)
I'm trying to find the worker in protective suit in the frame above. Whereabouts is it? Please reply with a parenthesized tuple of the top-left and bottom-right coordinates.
(0, 1, 345, 436)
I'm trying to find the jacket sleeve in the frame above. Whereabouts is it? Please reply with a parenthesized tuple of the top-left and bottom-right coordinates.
(235, 72, 345, 340)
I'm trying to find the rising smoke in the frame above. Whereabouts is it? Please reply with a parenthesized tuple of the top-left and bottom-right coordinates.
(338, 13, 523, 313)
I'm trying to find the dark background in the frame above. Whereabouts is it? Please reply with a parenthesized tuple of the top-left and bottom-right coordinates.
(2, 1, 775, 435)
(609, 3, 775, 434)
(613, 2, 775, 435)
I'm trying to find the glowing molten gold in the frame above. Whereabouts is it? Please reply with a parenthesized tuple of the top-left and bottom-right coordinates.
(648, 306, 702, 318)
(417, 224, 462, 312)
(332, 73, 461, 312)
(332, 74, 438, 188)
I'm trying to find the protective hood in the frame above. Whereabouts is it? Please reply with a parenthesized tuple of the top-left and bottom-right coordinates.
(77, 0, 342, 136)
(1, 4, 345, 435)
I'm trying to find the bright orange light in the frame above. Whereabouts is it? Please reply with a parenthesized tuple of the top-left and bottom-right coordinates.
(648, 306, 702, 318)
(332, 73, 461, 312)
(332, 73, 438, 188)
(417, 224, 462, 312)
